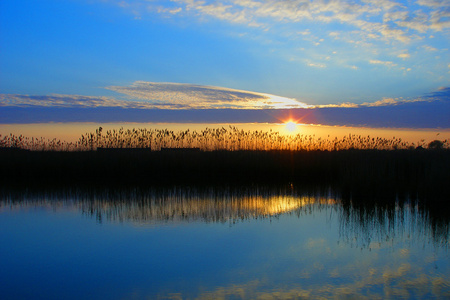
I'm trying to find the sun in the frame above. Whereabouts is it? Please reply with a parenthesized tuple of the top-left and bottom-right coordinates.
(285, 121, 298, 132)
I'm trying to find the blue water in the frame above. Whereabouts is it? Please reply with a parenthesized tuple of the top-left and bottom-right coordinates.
(0, 189, 449, 299)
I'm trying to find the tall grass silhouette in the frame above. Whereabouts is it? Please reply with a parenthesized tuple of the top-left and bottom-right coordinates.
(1, 126, 448, 151)
(2, 127, 449, 200)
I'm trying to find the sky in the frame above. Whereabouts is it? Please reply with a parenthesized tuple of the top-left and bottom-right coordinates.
(0, 0, 449, 128)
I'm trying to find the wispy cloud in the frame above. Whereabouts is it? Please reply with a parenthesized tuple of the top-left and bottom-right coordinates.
(94, 0, 450, 89)
(316, 98, 421, 109)
(0, 94, 137, 108)
(3, 83, 448, 111)
(0, 93, 195, 109)
(315, 87, 450, 108)
(369, 59, 398, 67)
(1, 85, 449, 128)
(422, 45, 438, 51)
(105, 81, 310, 109)
(307, 61, 326, 68)
(1, 82, 310, 110)
(111, 0, 450, 42)
(397, 53, 410, 59)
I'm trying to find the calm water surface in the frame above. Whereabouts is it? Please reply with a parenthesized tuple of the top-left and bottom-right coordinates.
(0, 187, 449, 299)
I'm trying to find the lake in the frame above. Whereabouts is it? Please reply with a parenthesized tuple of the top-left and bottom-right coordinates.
(0, 186, 449, 299)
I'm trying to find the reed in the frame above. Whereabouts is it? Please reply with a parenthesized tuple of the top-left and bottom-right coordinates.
(2, 126, 448, 151)
(1, 127, 448, 200)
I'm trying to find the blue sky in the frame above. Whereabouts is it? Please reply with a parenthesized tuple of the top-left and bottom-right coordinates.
(0, 0, 449, 127)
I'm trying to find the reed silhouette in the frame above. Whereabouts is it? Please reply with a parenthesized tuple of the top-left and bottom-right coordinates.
(1, 127, 449, 200)
(2, 126, 448, 151)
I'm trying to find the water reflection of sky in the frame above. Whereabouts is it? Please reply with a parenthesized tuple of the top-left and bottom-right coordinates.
(0, 188, 449, 299)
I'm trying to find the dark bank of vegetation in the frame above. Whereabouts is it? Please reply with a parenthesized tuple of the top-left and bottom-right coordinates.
(1, 127, 449, 201)
(1, 145, 449, 201)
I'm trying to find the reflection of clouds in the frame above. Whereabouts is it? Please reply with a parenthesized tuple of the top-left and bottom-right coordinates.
(432, 277, 450, 296)
(164, 265, 449, 299)
(106, 81, 310, 109)
(328, 268, 340, 278)
(194, 280, 315, 300)
(298, 270, 311, 279)
(399, 248, 410, 258)
(3, 188, 449, 299)
(305, 238, 326, 250)
(196, 280, 262, 300)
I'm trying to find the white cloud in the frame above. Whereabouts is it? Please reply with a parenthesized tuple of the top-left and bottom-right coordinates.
(307, 62, 326, 68)
(429, 9, 450, 31)
(314, 102, 360, 108)
(416, 0, 450, 8)
(329, 32, 340, 38)
(157, 7, 182, 15)
(363, 0, 402, 11)
(0, 94, 137, 108)
(297, 29, 311, 36)
(379, 25, 411, 43)
(1, 83, 311, 110)
(111, 0, 450, 43)
(369, 59, 398, 67)
(101, 0, 450, 77)
(422, 45, 438, 51)
(106, 81, 310, 109)
(315, 96, 438, 108)
(363, 98, 405, 106)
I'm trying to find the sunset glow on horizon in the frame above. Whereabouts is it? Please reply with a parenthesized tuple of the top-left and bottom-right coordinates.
(1, 2, 449, 299)
(1, 0, 449, 141)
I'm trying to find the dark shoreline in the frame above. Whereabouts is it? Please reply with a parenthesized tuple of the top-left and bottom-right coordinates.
(1, 148, 449, 201)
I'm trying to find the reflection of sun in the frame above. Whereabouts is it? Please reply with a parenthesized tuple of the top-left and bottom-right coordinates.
(285, 121, 298, 132)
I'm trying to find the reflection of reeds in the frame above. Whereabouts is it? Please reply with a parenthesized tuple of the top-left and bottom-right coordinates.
(1, 186, 447, 248)
(339, 194, 449, 249)
(0, 186, 336, 223)
(2, 126, 449, 151)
